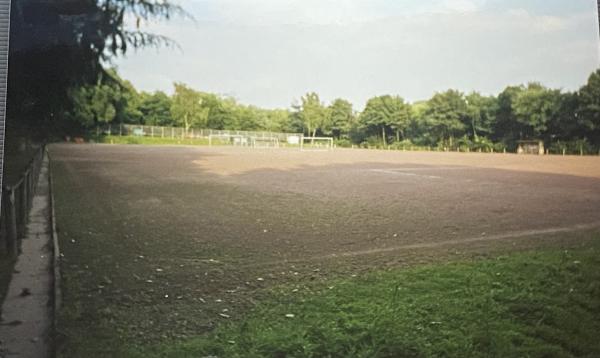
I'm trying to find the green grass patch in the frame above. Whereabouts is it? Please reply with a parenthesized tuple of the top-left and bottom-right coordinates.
(136, 244, 600, 358)
(93, 135, 211, 146)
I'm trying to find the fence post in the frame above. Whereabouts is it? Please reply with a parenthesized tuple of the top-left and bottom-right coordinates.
(5, 190, 18, 257)
(18, 179, 27, 236)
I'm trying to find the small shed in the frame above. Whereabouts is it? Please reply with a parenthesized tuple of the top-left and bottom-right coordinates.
(517, 140, 545, 155)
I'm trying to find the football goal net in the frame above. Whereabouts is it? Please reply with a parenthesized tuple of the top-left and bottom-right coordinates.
(251, 136, 280, 148)
(300, 136, 334, 151)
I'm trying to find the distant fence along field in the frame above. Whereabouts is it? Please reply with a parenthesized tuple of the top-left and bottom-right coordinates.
(92, 123, 600, 156)
(96, 123, 301, 143)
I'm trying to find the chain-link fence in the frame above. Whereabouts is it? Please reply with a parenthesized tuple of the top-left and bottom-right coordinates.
(96, 123, 302, 143)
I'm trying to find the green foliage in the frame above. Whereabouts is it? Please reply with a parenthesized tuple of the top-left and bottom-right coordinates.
(549, 139, 595, 155)
(299, 92, 330, 137)
(140, 244, 600, 357)
(512, 83, 561, 139)
(8, 0, 186, 123)
(171, 83, 209, 131)
(334, 138, 353, 148)
(63, 70, 143, 128)
(421, 90, 467, 145)
(66, 68, 600, 154)
(139, 91, 173, 126)
(465, 92, 497, 138)
(577, 69, 600, 144)
(328, 99, 355, 139)
(359, 95, 411, 146)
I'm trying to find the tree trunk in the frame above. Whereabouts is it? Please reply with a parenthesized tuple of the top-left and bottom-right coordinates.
(382, 126, 387, 146)
(311, 128, 317, 144)
(396, 130, 400, 142)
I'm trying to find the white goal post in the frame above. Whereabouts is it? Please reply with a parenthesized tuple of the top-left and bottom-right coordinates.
(300, 136, 334, 151)
(251, 136, 280, 148)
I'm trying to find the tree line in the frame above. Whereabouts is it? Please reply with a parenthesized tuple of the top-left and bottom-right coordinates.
(67, 69, 600, 154)
(6, 0, 600, 154)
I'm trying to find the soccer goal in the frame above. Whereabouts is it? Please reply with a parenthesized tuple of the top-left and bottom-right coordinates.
(251, 136, 280, 149)
(208, 134, 249, 147)
(300, 136, 334, 151)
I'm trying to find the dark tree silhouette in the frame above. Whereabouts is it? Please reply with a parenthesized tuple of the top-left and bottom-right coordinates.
(7, 0, 186, 124)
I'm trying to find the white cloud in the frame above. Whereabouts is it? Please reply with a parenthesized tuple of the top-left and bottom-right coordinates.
(438, 0, 483, 13)
(190, 0, 489, 26)
(116, 2, 600, 109)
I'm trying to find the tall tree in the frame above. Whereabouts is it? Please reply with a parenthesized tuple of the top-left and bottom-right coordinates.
(512, 83, 561, 139)
(577, 69, 600, 145)
(360, 95, 411, 146)
(491, 85, 524, 145)
(465, 92, 497, 139)
(170, 83, 209, 132)
(327, 99, 354, 139)
(139, 91, 173, 126)
(8, 0, 185, 124)
(64, 70, 142, 127)
(422, 90, 467, 146)
(300, 93, 330, 139)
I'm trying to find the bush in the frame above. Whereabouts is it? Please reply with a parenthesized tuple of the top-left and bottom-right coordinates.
(472, 137, 494, 152)
(549, 139, 597, 155)
(334, 139, 352, 148)
(388, 139, 414, 150)
(456, 136, 473, 152)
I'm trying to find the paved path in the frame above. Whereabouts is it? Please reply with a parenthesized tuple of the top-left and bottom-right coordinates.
(0, 154, 52, 358)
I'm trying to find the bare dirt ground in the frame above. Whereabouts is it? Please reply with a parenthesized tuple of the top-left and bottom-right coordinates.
(49, 144, 600, 355)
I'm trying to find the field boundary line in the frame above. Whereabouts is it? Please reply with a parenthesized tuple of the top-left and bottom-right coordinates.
(212, 221, 600, 270)
(323, 221, 600, 259)
(369, 169, 442, 179)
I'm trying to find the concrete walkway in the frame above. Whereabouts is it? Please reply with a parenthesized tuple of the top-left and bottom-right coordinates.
(0, 153, 53, 358)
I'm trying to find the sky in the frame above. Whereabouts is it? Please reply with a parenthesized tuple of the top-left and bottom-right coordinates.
(114, 0, 600, 109)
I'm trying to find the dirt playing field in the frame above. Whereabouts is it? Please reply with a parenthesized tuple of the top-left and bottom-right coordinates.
(49, 143, 600, 354)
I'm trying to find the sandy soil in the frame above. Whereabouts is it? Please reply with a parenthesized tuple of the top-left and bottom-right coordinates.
(49, 144, 600, 352)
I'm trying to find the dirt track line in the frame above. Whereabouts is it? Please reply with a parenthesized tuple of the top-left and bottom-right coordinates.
(230, 221, 600, 269)
(370, 169, 441, 179)
(323, 221, 600, 259)
(381, 167, 467, 171)
(176, 222, 600, 272)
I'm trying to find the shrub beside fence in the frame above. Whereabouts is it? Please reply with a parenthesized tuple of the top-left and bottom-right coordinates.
(0, 145, 45, 257)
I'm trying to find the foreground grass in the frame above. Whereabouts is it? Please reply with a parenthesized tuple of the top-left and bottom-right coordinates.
(134, 244, 600, 358)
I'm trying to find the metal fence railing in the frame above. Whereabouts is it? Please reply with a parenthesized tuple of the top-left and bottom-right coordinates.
(0, 145, 46, 257)
(95, 123, 302, 143)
